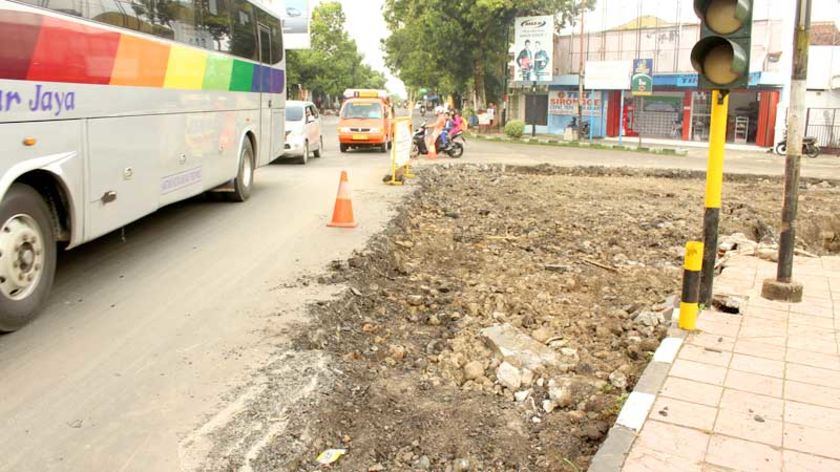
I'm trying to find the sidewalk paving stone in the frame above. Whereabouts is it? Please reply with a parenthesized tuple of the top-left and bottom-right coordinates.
(605, 255, 840, 472)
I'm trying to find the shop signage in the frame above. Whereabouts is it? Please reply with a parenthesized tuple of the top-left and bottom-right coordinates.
(676, 75, 699, 87)
(641, 96, 683, 113)
(631, 59, 654, 96)
(548, 91, 602, 116)
(585, 60, 632, 90)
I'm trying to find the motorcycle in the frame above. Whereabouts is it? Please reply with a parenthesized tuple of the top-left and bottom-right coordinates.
(411, 124, 465, 158)
(568, 117, 591, 138)
(775, 132, 820, 158)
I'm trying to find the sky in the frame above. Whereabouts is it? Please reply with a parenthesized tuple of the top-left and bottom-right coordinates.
(308, 0, 839, 98)
(314, 0, 407, 97)
(561, 0, 840, 33)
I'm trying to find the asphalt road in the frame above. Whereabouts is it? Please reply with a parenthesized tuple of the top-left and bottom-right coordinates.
(0, 110, 835, 471)
(0, 116, 405, 471)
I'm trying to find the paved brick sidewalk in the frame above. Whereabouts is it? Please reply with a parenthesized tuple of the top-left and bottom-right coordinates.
(621, 255, 840, 472)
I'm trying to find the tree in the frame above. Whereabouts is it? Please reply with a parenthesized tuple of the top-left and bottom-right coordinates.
(383, 0, 590, 107)
(286, 2, 387, 102)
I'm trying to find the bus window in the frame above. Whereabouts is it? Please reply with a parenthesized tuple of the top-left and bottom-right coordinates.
(258, 25, 271, 64)
(230, 0, 257, 60)
(17, 0, 83, 17)
(202, 0, 234, 54)
(257, 9, 283, 64)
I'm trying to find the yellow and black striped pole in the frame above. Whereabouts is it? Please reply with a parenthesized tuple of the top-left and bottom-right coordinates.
(680, 241, 704, 331)
(699, 89, 729, 305)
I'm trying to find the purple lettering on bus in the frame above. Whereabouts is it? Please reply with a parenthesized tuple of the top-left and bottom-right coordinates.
(0, 90, 22, 112)
(25, 84, 76, 116)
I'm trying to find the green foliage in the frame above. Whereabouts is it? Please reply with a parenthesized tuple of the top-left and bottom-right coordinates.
(504, 120, 525, 138)
(382, 0, 588, 106)
(286, 2, 387, 98)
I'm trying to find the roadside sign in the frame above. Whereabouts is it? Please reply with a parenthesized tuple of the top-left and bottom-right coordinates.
(631, 59, 654, 96)
(386, 118, 413, 186)
(393, 118, 411, 167)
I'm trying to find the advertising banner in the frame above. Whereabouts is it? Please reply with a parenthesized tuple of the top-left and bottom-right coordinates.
(631, 59, 653, 96)
(514, 15, 554, 82)
(548, 91, 602, 117)
(281, 0, 311, 49)
(585, 60, 632, 90)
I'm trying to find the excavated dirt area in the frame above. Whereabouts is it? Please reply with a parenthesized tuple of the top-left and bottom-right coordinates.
(253, 165, 840, 472)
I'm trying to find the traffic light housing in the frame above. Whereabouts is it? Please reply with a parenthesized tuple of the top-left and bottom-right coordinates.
(691, 0, 754, 89)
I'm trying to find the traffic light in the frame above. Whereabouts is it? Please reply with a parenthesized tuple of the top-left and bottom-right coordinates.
(691, 0, 754, 89)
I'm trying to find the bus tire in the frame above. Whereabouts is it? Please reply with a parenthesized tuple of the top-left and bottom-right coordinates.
(0, 183, 57, 332)
(230, 139, 255, 202)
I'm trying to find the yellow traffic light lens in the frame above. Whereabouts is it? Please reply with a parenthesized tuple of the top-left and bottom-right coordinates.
(705, 0, 743, 34)
(704, 43, 738, 85)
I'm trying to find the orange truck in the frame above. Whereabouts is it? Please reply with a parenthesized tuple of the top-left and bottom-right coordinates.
(338, 89, 394, 153)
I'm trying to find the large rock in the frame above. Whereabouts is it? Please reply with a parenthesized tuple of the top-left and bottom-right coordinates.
(480, 323, 560, 370)
(496, 362, 522, 390)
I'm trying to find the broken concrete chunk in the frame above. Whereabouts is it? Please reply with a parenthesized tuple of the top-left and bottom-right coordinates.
(514, 390, 531, 402)
(496, 362, 522, 390)
(609, 370, 628, 390)
(548, 385, 573, 408)
(712, 294, 747, 314)
(634, 311, 664, 327)
(481, 323, 560, 370)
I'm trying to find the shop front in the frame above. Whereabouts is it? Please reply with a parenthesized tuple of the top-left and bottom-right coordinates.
(603, 73, 782, 146)
(546, 88, 608, 137)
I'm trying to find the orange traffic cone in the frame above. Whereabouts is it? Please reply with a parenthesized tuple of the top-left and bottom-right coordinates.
(327, 171, 357, 228)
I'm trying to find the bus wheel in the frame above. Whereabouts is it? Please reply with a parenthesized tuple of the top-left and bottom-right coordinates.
(230, 139, 255, 202)
(0, 184, 56, 332)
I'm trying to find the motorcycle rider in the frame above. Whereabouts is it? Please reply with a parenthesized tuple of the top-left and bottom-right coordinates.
(450, 110, 464, 139)
(439, 112, 454, 150)
(429, 107, 447, 150)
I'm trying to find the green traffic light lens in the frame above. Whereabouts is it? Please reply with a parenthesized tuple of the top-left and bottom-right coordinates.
(703, 42, 738, 85)
(705, 0, 745, 34)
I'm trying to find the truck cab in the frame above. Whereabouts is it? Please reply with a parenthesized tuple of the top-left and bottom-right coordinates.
(337, 89, 393, 153)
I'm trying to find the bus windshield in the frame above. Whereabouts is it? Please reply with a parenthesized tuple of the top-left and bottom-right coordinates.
(342, 102, 382, 119)
(286, 106, 304, 121)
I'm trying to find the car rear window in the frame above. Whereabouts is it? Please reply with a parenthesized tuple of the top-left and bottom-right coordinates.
(286, 106, 304, 121)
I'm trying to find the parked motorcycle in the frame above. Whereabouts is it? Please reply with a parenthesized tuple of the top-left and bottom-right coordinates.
(775, 132, 820, 158)
(411, 124, 465, 158)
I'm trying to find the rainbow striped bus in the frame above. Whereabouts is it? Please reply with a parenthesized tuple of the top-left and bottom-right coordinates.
(0, 0, 286, 330)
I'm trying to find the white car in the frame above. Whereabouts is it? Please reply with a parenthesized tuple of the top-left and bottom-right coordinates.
(283, 101, 323, 164)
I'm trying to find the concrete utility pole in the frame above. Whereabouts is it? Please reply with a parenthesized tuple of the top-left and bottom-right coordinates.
(762, 0, 811, 303)
(577, 3, 585, 138)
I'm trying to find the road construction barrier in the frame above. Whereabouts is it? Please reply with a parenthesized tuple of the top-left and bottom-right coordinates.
(679, 241, 704, 331)
(327, 171, 357, 228)
(386, 117, 413, 186)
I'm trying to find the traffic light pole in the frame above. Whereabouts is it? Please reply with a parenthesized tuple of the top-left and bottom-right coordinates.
(762, 0, 810, 303)
(699, 89, 729, 306)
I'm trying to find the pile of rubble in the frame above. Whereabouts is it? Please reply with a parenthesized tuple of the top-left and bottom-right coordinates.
(251, 165, 840, 472)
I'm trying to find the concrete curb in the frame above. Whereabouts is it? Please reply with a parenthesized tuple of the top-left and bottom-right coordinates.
(587, 302, 686, 472)
(468, 133, 690, 157)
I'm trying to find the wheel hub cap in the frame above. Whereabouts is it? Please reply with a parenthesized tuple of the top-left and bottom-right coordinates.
(0, 214, 45, 300)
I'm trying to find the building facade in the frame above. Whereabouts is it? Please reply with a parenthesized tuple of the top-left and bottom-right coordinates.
(508, 0, 840, 149)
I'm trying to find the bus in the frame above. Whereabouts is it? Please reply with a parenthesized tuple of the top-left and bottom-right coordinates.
(0, 0, 286, 331)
